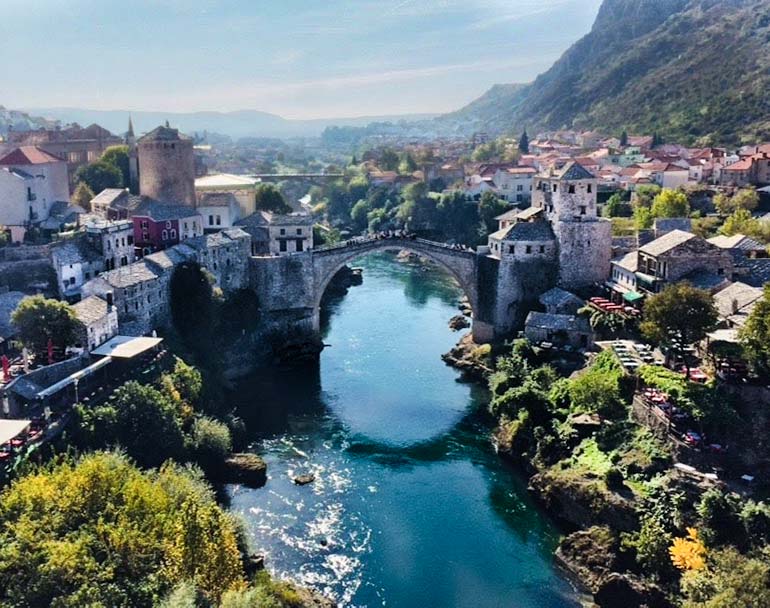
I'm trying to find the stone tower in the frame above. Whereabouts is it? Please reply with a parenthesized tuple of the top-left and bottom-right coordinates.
(126, 115, 139, 194)
(137, 124, 195, 206)
(532, 161, 611, 289)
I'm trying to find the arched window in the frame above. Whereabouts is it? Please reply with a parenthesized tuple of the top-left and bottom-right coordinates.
(162, 229, 168, 240)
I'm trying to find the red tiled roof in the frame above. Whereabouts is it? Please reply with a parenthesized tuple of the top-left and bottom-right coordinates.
(724, 158, 754, 171)
(0, 146, 63, 165)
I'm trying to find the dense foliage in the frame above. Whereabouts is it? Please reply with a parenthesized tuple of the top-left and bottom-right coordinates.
(11, 294, 80, 356)
(0, 452, 244, 607)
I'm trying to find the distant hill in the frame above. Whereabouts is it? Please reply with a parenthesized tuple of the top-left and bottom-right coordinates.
(19, 107, 438, 140)
(436, 0, 770, 144)
(0, 106, 56, 136)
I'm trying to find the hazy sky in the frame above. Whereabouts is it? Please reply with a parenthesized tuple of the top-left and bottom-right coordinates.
(2, 0, 602, 119)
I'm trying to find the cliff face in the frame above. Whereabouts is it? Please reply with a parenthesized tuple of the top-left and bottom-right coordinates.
(438, 0, 770, 144)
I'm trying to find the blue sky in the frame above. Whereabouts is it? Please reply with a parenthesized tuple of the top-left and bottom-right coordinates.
(1, 0, 602, 119)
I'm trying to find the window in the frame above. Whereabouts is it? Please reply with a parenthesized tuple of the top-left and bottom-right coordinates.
(140, 220, 148, 229)
(280, 228, 286, 235)
(508, 245, 515, 254)
(279, 240, 287, 252)
(127, 235, 133, 245)
(296, 239, 304, 252)
(165, 220, 172, 229)
(296, 228, 302, 235)
(208, 215, 214, 225)
(526, 245, 532, 254)
(161, 229, 168, 240)
(142, 232, 149, 241)
(587, 184, 592, 193)
(170, 229, 177, 239)
(184, 222, 188, 230)
(580, 206, 587, 215)
(516, 195, 522, 202)
(568, 185, 575, 194)
(85, 272, 91, 280)
(516, 185, 523, 191)
(106, 240, 111, 251)
(539, 245, 545, 253)
(215, 215, 221, 226)
(552, 184, 557, 192)
(121, 237, 125, 247)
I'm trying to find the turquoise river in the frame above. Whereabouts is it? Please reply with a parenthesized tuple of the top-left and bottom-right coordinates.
(228, 252, 581, 608)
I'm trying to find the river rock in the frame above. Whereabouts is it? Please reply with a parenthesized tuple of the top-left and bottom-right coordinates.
(594, 573, 672, 608)
(220, 453, 267, 488)
(448, 315, 470, 331)
(442, 334, 493, 380)
(294, 473, 315, 485)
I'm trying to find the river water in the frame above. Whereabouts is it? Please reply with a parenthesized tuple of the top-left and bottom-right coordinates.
(228, 252, 579, 608)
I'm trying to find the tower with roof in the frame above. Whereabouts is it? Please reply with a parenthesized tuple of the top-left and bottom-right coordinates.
(532, 161, 611, 289)
(136, 124, 195, 206)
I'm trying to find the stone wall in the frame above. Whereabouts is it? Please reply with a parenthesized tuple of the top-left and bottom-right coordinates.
(555, 220, 612, 289)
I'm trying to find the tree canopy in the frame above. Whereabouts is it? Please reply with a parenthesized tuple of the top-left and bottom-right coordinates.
(740, 284, 770, 373)
(254, 184, 292, 214)
(101, 145, 131, 189)
(651, 188, 690, 219)
(0, 452, 244, 607)
(518, 130, 529, 154)
(72, 182, 95, 209)
(11, 295, 79, 356)
(74, 160, 123, 193)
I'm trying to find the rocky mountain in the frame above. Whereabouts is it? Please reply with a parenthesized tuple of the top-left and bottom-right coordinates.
(437, 0, 770, 144)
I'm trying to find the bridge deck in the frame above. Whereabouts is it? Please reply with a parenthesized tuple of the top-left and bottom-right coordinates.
(315, 236, 476, 258)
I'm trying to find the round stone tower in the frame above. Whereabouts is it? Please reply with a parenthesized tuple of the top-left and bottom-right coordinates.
(137, 124, 195, 205)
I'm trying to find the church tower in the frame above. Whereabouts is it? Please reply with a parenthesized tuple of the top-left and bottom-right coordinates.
(126, 115, 139, 194)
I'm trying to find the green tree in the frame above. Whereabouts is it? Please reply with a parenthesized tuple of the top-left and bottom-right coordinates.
(633, 184, 662, 209)
(681, 548, 770, 608)
(398, 152, 417, 175)
(715, 188, 759, 215)
(620, 130, 628, 147)
(651, 188, 690, 218)
(478, 191, 509, 234)
(720, 208, 759, 237)
(74, 160, 123, 193)
(0, 452, 244, 607)
(740, 284, 770, 373)
(100, 145, 130, 188)
(74, 381, 185, 468)
(71, 181, 95, 209)
(11, 295, 79, 356)
(254, 184, 292, 214)
(518, 130, 529, 154)
(187, 416, 232, 473)
(603, 192, 630, 218)
(437, 191, 482, 244)
(641, 283, 718, 375)
(350, 199, 371, 232)
(379, 148, 399, 171)
(634, 205, 654, 230)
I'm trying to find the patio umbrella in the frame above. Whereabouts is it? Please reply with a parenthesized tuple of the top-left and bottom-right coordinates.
(1, 355, 9, 382)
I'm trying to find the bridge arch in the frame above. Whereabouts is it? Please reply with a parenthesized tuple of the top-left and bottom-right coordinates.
(311, 238, 480, 334)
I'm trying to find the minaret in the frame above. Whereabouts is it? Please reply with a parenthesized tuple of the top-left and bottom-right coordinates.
(126, 115, 139, 194)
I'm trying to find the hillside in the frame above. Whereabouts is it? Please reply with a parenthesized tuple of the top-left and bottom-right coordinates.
(0, 106, 56, 136)
(438, 0, 770, 144)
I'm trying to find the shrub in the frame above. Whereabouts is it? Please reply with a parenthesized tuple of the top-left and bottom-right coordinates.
(188, 416, 233, 473)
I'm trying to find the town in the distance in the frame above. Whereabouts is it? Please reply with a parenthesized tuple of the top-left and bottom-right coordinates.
(2, 1, 770, 607)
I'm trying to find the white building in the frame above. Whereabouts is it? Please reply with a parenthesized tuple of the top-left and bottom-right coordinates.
(72, 294, 119, 351)
(493, 167, 536, 204)
(197, 192, 242, 231)
(0, 146, 70, 242)
(50, 238, 104, 300)
(194, 173, 262, 220)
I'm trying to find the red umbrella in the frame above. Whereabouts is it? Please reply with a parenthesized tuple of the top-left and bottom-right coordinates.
(1, 355, 9, 382)
(47, 338, 54, 365)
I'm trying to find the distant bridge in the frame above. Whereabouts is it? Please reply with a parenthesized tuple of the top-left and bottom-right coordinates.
(249, 173, 345, 182)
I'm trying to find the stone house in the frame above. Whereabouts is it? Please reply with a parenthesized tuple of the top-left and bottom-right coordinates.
(524, 311, 594, 349)
(72, 294, 119, 351)
(708, 234, 767, 259)
(50, 237, 104, 300)
(487, 218, 557, 262)
(713, 282, 763, 329)
(83, 215, 135, 270)
(634, 230, 733, 294)
(264, 213, 314, 255)
(608, 251, 639, 298)
(493, 167, 536, 204)
(538, 287, 584, 315)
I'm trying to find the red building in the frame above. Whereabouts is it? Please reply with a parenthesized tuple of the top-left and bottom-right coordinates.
(131, 199, 203, 256)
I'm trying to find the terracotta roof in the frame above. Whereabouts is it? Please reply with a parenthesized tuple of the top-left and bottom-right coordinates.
(0, 146, 63, 165)
(724, 158, 753, 171)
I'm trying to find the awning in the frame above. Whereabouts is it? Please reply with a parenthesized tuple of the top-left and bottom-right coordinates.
(623, 291, 644, 303)
(91, 336, 163, 359)
(36, 356, 113, 400)
(0, 419, 31, 445)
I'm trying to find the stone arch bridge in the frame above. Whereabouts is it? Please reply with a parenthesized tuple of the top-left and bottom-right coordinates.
(249, 236, 499, 344)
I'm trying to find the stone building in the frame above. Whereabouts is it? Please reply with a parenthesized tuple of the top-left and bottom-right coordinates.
(524, 311, 594, 349)
(72, 294, 119, 351)
(131, 198, 203, 255)
(194, 173, 262, 219)
(236, 211, 314, 256)
(50, 237, 104, 300)
(83, 215, 135, 270)
(635, 230, 733, 294)
(137, 125, 196, 206)
(197, 192, 242, 231)
(532, 161, 612, 289)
